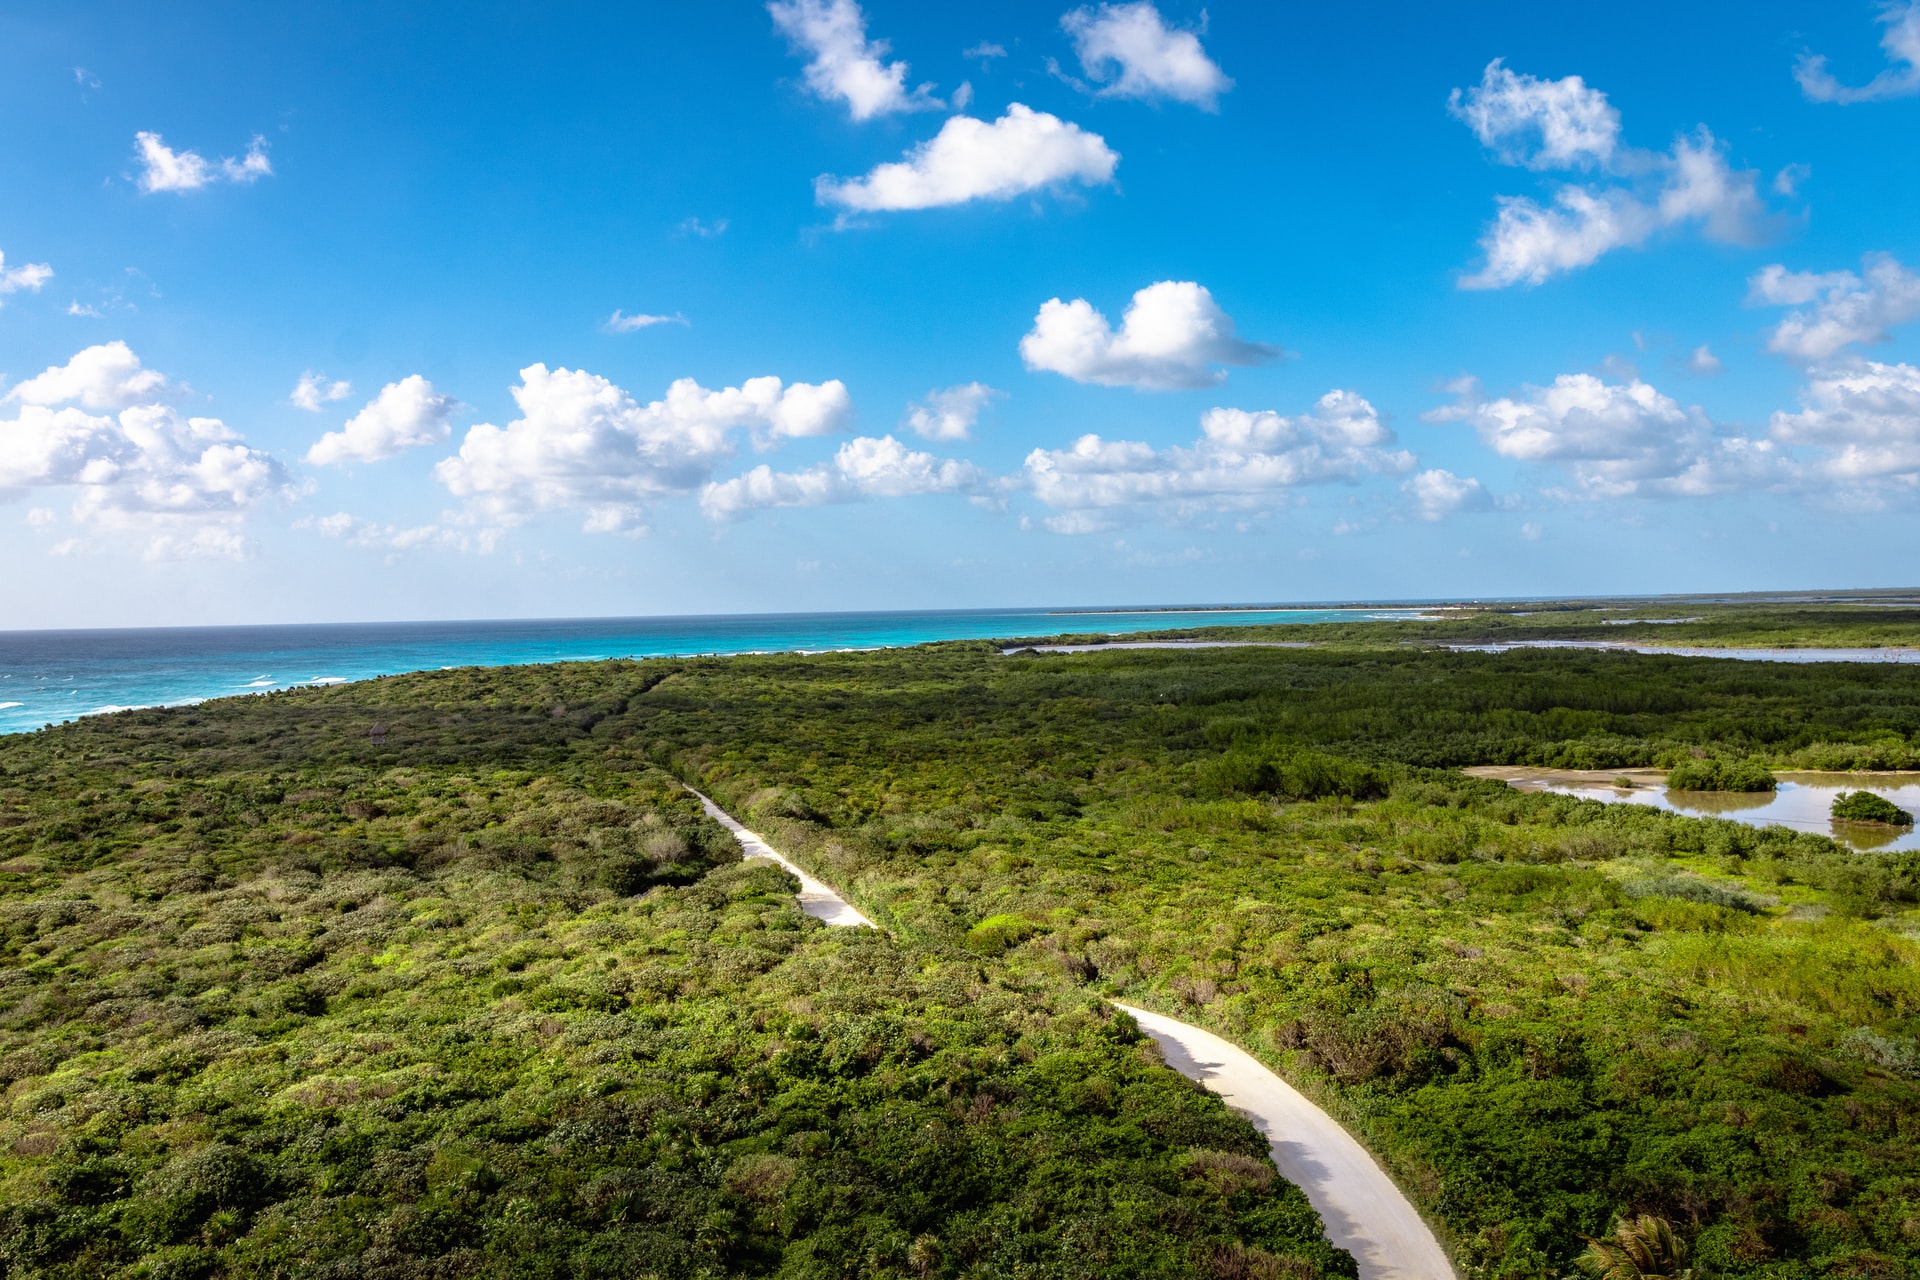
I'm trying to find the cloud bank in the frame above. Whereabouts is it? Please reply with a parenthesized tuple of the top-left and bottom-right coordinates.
(1, 344, 288, 558)
(433, 365, 853, 534)
(1022, 390, 1412, 532)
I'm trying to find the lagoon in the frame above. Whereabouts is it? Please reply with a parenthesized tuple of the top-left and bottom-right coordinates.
(1468, 766, 1920, 852)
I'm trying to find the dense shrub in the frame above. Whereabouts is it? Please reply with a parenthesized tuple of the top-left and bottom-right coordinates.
(1665, 757, 1777, 792)
(0, 763, 1353, 1279)
(1831, 789, 1914, 825)
(1199, 746, 1392, 801)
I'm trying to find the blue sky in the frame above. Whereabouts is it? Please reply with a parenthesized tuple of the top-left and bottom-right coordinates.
(1, 0, 1918, 627)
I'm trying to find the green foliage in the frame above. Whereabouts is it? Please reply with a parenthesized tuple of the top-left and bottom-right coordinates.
(0, 754, 1353, 1278)
(1663, 757, 1776, 792)
(1199, 747, 1391, 802)
(6, 614, 1920, 1279)
(1572, 1215, 1694, 1280)
(1831, 790, 1914, 826)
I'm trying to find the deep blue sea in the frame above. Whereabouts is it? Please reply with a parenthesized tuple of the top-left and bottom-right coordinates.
(0, 606, 1423, 736)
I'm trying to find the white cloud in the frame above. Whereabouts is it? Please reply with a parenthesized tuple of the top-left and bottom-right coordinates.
(1019, 280, 1279, 390)
(1456, 372, 1778, 498)
(306, 376, 460, 466)
(701, 434, 988, 518)
(433, 365, 853, 534)
(289, 370, 352, 411)
(1452, 58, 1774, 289)
(903, 382, 1003, 440)
(675, 217, 729, 238)
(27, 506, 55, 527)
(67, 302, 102, 318)
(0, 250, 53, 305)
(815, 104, 1118, 212)
(1461, 130, 1766, 289)
(1404, 469, 1494, 521)
(964, 42, 1007, 61)
(7, 341, 169, 410)
(1021, 390, 1413, 530)
(769, 0, 940, 120)
(1687, 344, 1724, 375)
(1462, 187, 1656, 290)
(1749, 254, 1920, 362)
(134, 131, 272, 194)
(0, 345, 288, 558)
(603, 309, 689, 333)
(1797, 2, 1920, 104)
(1769, 359, 1920, 493)
(1448, 58, 1620, 169)
(1060, 2, 1232, 110)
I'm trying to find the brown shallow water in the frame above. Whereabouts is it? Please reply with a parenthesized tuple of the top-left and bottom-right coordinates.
(1464, 766, 1920, 851)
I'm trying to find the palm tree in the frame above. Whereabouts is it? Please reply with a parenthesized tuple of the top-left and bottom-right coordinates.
(1572, 1215, 1694, 1280)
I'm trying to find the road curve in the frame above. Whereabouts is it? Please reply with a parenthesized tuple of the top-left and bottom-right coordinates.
(691, 788, 1451, 1279)
(686, 787, 875, 928)
(1115, 1002, 1455, 1280)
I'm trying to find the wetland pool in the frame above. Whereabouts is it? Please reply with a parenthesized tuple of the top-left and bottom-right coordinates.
(1465, 767, 1920, 851)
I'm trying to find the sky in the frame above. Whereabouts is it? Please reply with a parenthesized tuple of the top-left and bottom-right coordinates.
(1, 0, 1918, 628)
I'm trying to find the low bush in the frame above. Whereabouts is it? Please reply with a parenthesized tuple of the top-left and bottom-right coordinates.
(1831, 789, 1914, 825)
(1665, 757, 1777, 792)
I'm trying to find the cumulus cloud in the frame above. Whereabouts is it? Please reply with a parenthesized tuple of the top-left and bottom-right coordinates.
(1461, 131, 1768, 289)
(1769, 359, 1920, 494)
(1021, 390, 1412, 531)
(1452, 60, 1775, 289)
(1060, 2, 1232, 110)
(0, 250, 53, 305)
(1019, 281, 1279, 391)
(0, 344, 288, 557)
(7, 340, 169, 410)
(701, 434, 988, 518)
(306, 376, 460, 466)
(1749, 254, 1920, 362)
(1448, 58, 1620, 169)
(289, 371, 352, 411)
(433, 365, 853, 534)
(1450, 372, 1780, 498)
(134, 131, 272, 194)
(604, 309, 688, 333)
(769, 0, 941, 120)
(1797, 2, 1920, 104)
(1687, 344, 1724, 375)
(815, 104, 1118, 212)
(902, 382, 1003, 440)
(1404, 469, 1494, 521)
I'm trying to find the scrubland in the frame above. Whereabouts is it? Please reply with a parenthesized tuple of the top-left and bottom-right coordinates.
(4, 610, 1920, 1278)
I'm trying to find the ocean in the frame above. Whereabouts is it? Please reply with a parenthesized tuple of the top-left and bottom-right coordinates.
(0, 606, 1421, 736)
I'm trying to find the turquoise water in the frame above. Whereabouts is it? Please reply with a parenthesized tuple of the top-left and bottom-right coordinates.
(0, 606, 1421, 736)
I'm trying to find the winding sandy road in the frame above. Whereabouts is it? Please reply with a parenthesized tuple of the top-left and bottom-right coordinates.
(687, 788, 875, 928)
(691, 787, 1453, 1280)
(1116, 1003, 1456, 1280)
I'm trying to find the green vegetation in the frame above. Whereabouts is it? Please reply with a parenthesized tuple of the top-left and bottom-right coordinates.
(0, 746, 1351, 1278)
(5, 612, 1920, 1279)
(1663, 758, 1777, 793)
(1573, 1215, 1694, 1280)
(1831, 791, 1915, 827)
